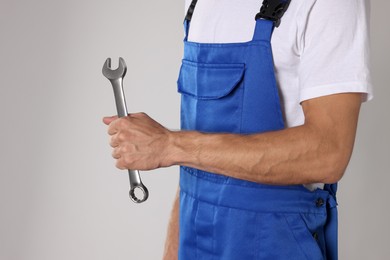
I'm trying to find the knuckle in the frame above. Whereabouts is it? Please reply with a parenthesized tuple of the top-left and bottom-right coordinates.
(123, 154, 131, 165)
(121, 145, 130, 153)
(111, 147, 120, 159)
(116, 132, 127, 141)
(123, 154, 134, 166)
(134, 112, 147, 118)
(109, 136, 116, 147)
(107, 125, 115, 135)
(116, 160, 125, 170)
(111, 149, 117, 158)
(118, 117, 129, 127)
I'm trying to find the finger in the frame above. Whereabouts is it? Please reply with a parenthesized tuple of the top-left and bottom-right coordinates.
(112, 147, 121, 159)
(115, 158, 127, 170)
(107, 119, 126, 135)
(107, 124, 117, 135)
(103, 115, 118, 125)
(108, 117, 132, 135)
(109, 135, 119, 148)
(130, 112, 148, 119)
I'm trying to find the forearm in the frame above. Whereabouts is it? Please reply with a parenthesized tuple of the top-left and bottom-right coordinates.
(169, 123, 354, 185)
(163, 187, 180, 260)
(165, 94, 361, 185)
(170, 128, 335, 185)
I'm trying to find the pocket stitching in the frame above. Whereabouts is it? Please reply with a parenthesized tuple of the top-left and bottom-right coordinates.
(283, 213, 324, 260)
(178, 60, 245, 100)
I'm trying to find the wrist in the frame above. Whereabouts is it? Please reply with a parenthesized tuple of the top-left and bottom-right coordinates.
(166, 130, 201, 167)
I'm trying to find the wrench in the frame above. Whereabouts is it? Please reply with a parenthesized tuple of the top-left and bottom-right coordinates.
(102, 57, 149, 203)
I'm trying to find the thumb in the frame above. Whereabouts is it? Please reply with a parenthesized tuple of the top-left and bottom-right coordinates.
(102, 115, 118, 125)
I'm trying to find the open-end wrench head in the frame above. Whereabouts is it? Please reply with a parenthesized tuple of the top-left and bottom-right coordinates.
(102, 57, 127, 80)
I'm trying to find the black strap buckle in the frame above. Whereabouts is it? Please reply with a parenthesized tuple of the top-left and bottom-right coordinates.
(255, 0, 291, 27)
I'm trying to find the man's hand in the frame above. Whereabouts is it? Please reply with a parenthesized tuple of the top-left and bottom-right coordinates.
(103, 113, 173, 171)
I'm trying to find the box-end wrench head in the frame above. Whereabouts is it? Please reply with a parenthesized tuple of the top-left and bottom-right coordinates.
(102, 57, 149, 203)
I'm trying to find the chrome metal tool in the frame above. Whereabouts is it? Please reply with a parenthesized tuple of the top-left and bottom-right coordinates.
(102, 57, 149, 203)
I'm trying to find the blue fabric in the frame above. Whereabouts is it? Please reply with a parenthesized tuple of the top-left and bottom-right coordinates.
(177, 19, 338, 260)
(324, 183, 338, 259)
(180, 169, 331, 260)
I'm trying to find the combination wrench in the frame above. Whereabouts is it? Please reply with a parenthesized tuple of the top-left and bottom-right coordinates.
(102, 57, 149, 203)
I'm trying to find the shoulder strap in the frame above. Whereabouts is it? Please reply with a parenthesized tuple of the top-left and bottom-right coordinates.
(185, 0, 198, 22)
(255, 0, 291, 27)
(184, 0, 291, 26)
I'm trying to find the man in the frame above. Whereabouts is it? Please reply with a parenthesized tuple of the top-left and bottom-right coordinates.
(103, 0, 372, 259)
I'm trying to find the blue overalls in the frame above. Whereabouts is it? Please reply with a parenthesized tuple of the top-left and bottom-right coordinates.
(177, 0, 338, 259)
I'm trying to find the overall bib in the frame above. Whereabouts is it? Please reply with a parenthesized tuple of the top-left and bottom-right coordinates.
(177, 0, 338, 259)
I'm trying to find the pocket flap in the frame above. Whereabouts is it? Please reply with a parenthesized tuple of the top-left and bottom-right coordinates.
(177, 60, 245, 100)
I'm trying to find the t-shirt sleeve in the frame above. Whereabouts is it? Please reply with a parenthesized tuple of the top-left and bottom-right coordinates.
(298, 0, 373, 103)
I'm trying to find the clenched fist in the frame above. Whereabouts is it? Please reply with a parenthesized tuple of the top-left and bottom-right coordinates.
(103, 113, 174, 171)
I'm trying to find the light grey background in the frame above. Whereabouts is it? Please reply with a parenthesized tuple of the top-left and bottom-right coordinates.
(0, 1, 388, 259)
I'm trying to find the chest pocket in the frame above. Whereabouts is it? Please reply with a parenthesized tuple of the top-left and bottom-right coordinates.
(177, 59, 245, 133)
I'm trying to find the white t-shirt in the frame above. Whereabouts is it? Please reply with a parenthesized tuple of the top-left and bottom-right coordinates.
(184, 0, 373, 190)
(185, 0, 373, 128)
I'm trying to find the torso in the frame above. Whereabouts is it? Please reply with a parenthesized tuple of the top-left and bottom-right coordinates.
(185, 0, 314, 128)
